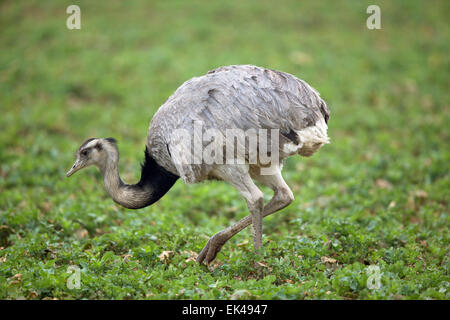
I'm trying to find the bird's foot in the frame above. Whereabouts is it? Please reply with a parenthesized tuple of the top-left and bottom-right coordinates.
(196, 232, 228, 265)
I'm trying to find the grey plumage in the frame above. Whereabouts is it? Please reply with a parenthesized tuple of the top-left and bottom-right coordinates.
(67, 64, 330, 264)
(148, 64, 329, 184)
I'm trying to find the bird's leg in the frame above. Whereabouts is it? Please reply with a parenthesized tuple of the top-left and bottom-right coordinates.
(197, 165, 264, 264)
(251, 167, 294, 217)
(197, 166, 293, 264)
(248, 191, 264, 252)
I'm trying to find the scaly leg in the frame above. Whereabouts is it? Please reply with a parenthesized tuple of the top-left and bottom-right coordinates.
(197, 165, 264, 264)
(197, 165, 294, 264)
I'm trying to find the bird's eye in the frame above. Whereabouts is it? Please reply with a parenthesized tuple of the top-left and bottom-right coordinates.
(81, 150, 89, 157)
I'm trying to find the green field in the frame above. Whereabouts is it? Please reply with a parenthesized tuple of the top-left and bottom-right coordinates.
(0, 0, 449, 299)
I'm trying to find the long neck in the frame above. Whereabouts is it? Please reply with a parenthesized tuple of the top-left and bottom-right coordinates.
(99, 147, 178, 209)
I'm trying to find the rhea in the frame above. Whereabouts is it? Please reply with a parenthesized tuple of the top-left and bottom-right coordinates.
(67, 65, 330, 264)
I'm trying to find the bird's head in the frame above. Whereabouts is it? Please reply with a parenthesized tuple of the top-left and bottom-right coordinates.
(66, 137, 118, 177)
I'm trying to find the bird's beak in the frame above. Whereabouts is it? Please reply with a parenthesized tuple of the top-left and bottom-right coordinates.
(66, 159, 82, 177)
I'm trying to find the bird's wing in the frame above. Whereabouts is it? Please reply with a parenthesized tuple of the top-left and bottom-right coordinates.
(198, 65, 329, 134)
(148, 65, 330, 183)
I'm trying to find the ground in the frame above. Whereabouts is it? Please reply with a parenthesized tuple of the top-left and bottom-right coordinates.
(0, 0, 448, 299)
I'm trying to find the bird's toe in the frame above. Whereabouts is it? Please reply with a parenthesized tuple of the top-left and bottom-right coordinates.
(196, 233, 227, 265)
(196, 242, 210, 264)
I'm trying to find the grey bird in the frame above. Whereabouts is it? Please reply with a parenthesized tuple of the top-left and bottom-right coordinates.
(66, 65, 330, 264)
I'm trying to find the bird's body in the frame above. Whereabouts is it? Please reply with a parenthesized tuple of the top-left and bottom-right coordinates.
(67, 64, 330, 264)
(147, 65, 329, 183)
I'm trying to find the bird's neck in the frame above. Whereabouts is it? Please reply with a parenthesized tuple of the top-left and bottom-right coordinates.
(99, 147, 179, 209)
